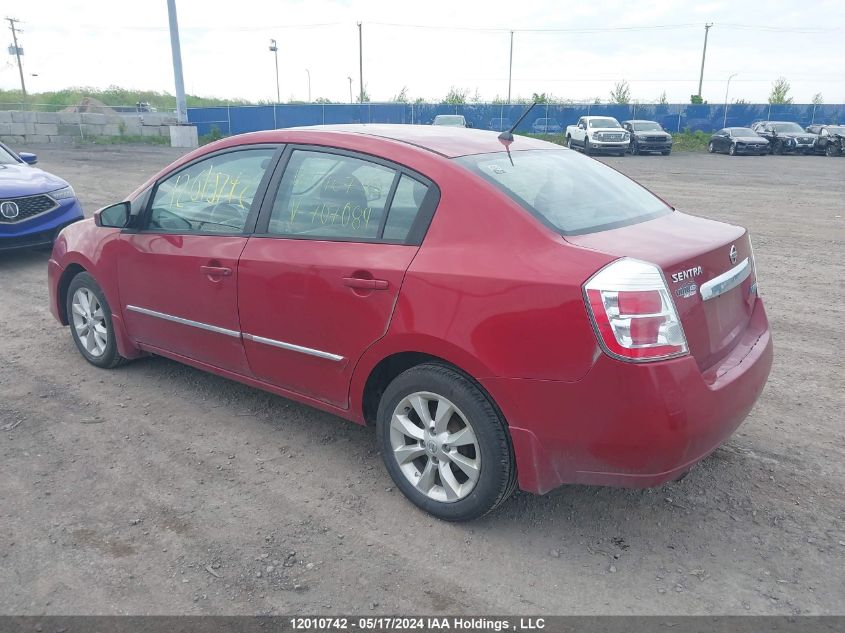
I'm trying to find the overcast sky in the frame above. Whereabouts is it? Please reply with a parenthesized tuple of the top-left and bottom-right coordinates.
(3, 0, 843, 105)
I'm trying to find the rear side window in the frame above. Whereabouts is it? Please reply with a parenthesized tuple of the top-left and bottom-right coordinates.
(383, 175, 428, 241)
(456, 149, 670, 236)
(267, 150, 396, 240)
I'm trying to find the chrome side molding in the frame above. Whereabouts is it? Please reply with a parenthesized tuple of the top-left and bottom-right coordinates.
(699, 258, 751, 302)
(242, 333, 344, 362)
(126, 305, 241, 338)
(125, 304, 344, 362)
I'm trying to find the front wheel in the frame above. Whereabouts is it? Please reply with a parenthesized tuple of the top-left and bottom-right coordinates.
(377, 363, 516, 522)
(661, 150, 672, 156)
(66, 272, 125, 369)
(774, 140, 785, 155)
(630, 141, 639, 155)
(707, 141, 715, 153)
(584, 138, 592, 155)
(827, 144, 839, 157)
(729, 143, 737, 156)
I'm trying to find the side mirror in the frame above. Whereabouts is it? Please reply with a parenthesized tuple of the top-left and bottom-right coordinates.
(19, 152, 38, 165)
(94, 202, 130, 229)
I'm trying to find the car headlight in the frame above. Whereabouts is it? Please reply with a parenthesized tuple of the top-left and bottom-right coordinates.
(592, 131, 601, 139)
(623, 133, 630, 140)
(50, 185, 76, 201)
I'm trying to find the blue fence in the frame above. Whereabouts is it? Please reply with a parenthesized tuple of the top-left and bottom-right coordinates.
(187, 103, 845, 137)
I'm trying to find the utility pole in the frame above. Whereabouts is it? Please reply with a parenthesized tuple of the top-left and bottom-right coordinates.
(357, 22, 364, 103)
(269, 39, 280, 103)
(697, 22, 713, 100)
(507, 30, 514, 104)
(348, 76, 353, 104)
(165, 0, 187, 124)
(5, 17, 26, 98)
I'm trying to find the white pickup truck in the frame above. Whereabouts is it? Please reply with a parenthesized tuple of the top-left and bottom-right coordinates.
(565, 116, 630, 156)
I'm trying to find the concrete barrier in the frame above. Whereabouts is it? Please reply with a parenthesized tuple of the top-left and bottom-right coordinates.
(0, 110, 172, 145)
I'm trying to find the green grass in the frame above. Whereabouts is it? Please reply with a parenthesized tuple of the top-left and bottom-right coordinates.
(0, 87, 256, 111)
(82, 134, 170, 146)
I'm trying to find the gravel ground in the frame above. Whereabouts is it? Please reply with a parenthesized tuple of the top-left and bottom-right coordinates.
(0, 144, 843, 616)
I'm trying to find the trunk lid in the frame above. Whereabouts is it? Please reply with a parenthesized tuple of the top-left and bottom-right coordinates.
(568, 212, 757, 370)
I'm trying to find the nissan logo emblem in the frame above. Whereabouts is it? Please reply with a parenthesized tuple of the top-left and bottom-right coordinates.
(729, 244, 738, 265)
(0, 201, 20, 219)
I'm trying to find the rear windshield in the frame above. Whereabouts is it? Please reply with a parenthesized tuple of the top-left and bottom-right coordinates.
(729, 128, 758, 136)
(455, 149, 670, 235)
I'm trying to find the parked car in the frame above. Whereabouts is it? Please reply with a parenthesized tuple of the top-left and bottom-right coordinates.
(433, 114, 467, 128)
(807, 124, 845, 156)
(621, 120, 673, 155)
(566, 116, 630, 156)
(530, 118, 563, 134)
(49, 126, 773, 521)
(488, 117, 512, 132)
(707, 128, 769, 156)
(750, 121, 817, 154)
(0, 141, 84, 252)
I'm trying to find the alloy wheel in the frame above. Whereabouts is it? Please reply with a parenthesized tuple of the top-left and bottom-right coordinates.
(389, 391, 481, 503)
(71, 287, 108, 357)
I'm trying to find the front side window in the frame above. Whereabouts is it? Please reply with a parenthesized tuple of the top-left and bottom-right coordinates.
(267, 150, 398, 240)
(456, 149, 670, 236)
(148, 148, 276, 233)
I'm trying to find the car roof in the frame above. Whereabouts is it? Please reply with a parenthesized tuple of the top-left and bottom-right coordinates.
(227, 124, 556, 158)
(623, 119, 659, 124)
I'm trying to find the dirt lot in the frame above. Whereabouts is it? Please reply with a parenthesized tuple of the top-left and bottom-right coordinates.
(1, 144, 843, 616)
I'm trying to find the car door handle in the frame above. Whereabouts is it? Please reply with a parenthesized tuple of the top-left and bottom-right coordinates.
(342, 277, 389, 290)
(200, 265, 232, 277)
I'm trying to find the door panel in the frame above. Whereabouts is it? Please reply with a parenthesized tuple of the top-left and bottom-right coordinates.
(117, 146, 279, 373)
(118, 234, 251, 372)
(237, 238, 417, 406)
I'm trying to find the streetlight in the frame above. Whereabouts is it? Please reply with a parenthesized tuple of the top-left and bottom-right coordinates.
(269, 39, 280, 103)
(723, 73, 738, 128)
(305, 69, 311, 103)
(347, 76, 353, 104)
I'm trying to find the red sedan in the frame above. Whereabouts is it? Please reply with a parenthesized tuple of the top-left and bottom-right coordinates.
(48, 126, 773, 521)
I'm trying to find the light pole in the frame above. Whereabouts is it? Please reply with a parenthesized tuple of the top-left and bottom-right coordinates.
(507, 30, 514, 104)
(166, 0, 187, 124)
(696, 23, 713, 101)
(348, 76, 353, 104)
(269, 39, 280, 103)
(305, 69, 311, 102)
(723, 73, 738, 128)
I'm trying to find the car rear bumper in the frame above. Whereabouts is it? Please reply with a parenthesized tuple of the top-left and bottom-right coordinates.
(0, 201, 84, 251)
(483, 298, 773, 494)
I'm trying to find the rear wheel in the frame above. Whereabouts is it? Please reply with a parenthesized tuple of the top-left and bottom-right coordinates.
(66, 272, 125, 369)
(377, 363, 516, 522)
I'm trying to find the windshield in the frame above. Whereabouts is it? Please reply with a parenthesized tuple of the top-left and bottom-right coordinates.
(588, 118, 621, 128)
(632, 122, 662, 131)
(456, 149, 670, 236)
(434, 115, 465, 127)
(771, 122, 804, 133)
(729, 128, 758, 136)
(0, 144, 19, 165)
(826, 126, 845, 134)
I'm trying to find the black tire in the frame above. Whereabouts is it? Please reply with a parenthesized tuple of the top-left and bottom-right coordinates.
(775, 140, 785, 155)
(661, 150, 671, 156)
(729, 143, 737, 156)
(827, 144, 838, 157)
(566, 135, 573, 149)
(376, 363, 516, 522)
(630, 141, 639, 155)
(66, 272, 126, 369)
(584, 138, 592, 155)
(707, 141, 715, 153)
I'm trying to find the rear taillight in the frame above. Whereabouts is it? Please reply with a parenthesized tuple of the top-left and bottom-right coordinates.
(584, 258, 688, 362)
